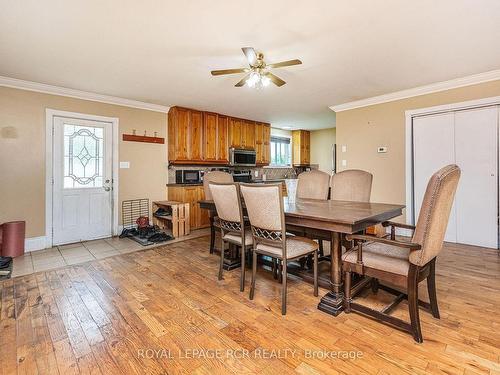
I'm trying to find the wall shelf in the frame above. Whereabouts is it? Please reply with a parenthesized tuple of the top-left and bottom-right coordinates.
(123, 134, 164, 144)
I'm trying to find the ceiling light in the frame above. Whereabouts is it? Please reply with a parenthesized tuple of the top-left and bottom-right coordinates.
(281, 126, 292, 130)
(246, 72, 260, 88)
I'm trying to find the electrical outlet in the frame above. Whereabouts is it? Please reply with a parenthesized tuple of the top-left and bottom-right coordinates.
(119, 161, 130, 169)
(342, 159, 347, 167)
(377, 147, 388, 153)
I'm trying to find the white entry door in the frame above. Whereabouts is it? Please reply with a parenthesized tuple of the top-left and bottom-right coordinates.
(52, 116, 113, 245)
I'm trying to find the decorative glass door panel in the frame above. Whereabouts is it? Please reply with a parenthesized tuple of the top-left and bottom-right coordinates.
(64, 124, 104, 188)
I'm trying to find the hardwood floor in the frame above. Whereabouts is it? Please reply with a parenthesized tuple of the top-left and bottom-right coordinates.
(1, 236, 499, 374)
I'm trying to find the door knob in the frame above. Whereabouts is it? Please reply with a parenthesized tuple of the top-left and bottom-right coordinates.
(103, 186, 111, 192)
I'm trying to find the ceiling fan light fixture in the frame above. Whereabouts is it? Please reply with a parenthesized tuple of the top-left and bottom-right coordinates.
(211, 47, 302, 88)
(246, 72, 260, 88)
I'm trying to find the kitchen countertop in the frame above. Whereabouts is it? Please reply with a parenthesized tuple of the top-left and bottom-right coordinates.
(166, 178, 290, 187)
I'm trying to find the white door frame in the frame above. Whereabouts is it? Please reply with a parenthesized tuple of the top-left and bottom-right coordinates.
(45, 109, 119, 248)
(405, 95, 500, 225)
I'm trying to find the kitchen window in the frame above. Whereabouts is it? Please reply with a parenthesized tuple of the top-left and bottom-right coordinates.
(270, 136, 291, 166)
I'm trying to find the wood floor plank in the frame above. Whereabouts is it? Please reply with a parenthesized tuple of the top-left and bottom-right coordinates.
(1, 237, 499, 374)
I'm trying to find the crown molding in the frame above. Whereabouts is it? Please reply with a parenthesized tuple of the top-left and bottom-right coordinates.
(329, 69, 500, 112)
(0, 75, 170, 113)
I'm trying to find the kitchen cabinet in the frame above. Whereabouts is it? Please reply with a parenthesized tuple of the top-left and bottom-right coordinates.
(242, 120, 256, 150)
(168, 107, 204, 163)
(228, 117, 242, 148)
(167, 185, 210, 229)
(168, 106, 270, 165)
(292, 130, 310, 165)
(255, 122, 271, 165)
(203, 112, 229, 163)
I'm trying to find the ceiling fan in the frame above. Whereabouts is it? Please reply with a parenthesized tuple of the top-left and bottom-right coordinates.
(211, 47, 302, 88)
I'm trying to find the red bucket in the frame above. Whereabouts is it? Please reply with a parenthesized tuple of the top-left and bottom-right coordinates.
(0, 221, 26, 258)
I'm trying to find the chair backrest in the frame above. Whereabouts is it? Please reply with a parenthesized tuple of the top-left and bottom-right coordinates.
(296, 170, 330, 200)
(209, 182, 244, 233)
(410, 164, 461, 266)
(330, 169, 373, 202)
(240, 183, 286, 249)
(203, 171, 233, 200)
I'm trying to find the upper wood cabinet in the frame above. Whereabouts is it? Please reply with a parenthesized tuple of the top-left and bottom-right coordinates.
(242, 120, 256, 150)
(216, 115, 229, 163)
(228, 117, 242, 148)
(203, 112, 229, 163)
(292, 130, 310, 165)
(168, 106, 270, 165)
(168, 107, 203, 163)
(255, 122, 271, 165)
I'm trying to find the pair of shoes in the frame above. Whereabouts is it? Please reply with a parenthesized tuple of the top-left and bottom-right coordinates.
(154, 207, 172, 217)
(0, 256, 13, 269)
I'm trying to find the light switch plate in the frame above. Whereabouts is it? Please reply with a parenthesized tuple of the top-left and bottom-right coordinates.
(119, 161, 130, 169)
(342, 159, 347, 167)
(341, 145, 347, 153)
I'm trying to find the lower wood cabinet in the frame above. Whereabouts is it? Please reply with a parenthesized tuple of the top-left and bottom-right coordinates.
(167, 185, 210, 230)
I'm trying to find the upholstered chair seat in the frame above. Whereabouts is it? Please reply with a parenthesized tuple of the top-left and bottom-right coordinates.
(342, 242, 411, 276)
(257, 236, 319, 259)
(224, 231, 253, 246)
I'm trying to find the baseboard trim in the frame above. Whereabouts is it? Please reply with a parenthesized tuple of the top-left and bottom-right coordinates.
(25, 236, 48, 252)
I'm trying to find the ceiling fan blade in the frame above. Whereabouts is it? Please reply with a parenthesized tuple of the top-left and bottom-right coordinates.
(211, 68, 247, 76)
(267, 59, 302, 69)
(235, 74, 250, 87)
(266, 73, 286, 87)
(242, 47, 257, 66)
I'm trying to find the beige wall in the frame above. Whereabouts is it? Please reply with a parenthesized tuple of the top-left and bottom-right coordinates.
(0, 86, 167, 238)
(310, 128, 336, 173)
(335, 80, 500, 222)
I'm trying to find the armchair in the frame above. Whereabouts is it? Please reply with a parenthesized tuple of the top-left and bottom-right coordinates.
(342, 164, 461, 342)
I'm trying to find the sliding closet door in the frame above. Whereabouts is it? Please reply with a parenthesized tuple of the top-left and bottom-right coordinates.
(454, 107, 498, 248)
(413, 113, 457, 242)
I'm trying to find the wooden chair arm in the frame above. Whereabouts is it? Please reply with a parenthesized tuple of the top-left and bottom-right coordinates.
(382, 221, 416, 230)
(381, 221, 416, 239)
(345, 234, 421, 250)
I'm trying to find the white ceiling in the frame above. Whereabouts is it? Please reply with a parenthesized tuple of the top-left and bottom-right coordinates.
(1, 0, 500, 129)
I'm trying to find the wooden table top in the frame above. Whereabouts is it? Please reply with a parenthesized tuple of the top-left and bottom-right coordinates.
(283, 198, 404, 225)
(199, 198, 404, 227)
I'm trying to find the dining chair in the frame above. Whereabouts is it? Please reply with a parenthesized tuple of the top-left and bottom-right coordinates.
(342, 164, 460, 342)
(297, 169, 331, 200)
(209, 182, 252, 292)
(203, 171, 233, 254)
(240, 183, 319, 315)
(330, 169, 373, 202)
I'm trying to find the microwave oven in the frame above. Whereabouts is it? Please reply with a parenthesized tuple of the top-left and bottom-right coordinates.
(229, 148, 257, 167)
(175, 170, 202, 184)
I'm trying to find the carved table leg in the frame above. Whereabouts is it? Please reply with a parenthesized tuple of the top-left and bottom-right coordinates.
(317, 231, 344, 316)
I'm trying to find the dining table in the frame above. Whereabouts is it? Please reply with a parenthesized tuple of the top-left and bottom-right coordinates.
(199, 197, 405, 316)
